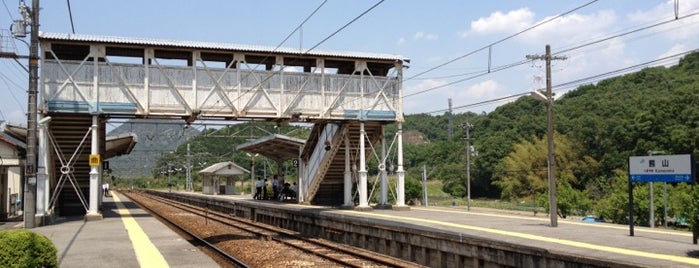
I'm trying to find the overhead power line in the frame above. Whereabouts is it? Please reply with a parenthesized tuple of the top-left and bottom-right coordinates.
(221, 0, 384, 115)
(405, 0, 599, 82)
(1, 0, 14, 20)
(304, 0, 385, 54)
(426, 48, 697, 115)
(402, 7, 699, 102)
(277, 0, 328, 53)
(555, 9, 699, 56)
(66, 0, 76, 34)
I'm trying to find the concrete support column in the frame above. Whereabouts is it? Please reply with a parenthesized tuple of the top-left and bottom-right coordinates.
(86, 115, 102, 220)
(394, 123, 408, 210)
(297, 144, 305, 203)
(343, 133, 353, 207)
(36, 119, 49, 221)
(356, 123, 370, 210)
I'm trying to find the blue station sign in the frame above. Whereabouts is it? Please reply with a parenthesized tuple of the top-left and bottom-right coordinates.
(629, 154, 694, 183)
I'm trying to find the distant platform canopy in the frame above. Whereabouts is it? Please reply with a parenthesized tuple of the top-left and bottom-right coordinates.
(104, 132, 138, 159)
(198, 161, 250, 177)
(1, 122, 134, 160)
(236, 134, 305, 162)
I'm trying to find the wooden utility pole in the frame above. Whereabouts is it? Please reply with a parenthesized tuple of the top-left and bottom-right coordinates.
(526, 45, 566, 227)
(21, 0, 39, 228)
(463, 121, 472, 211)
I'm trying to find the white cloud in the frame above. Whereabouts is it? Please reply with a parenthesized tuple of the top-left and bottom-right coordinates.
(403, 79, 451, 113)
(463, 8, 534, 37)
(517, 10, 617, 46)
(461, 80, 503, 99)
(656, 44, 688, 67)
(403, 79, 505, 114)
(413, 31, 439, 41)
(628, 1, 699, 41)
(397, 37, 406, 45)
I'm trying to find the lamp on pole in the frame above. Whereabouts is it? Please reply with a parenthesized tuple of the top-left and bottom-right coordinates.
(527, 45, 566, 227)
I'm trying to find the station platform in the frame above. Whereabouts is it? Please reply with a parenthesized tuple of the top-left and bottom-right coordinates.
(189, 191, 699, 267)
(9, 191, 220, 268)
(5, 190, 699, 267)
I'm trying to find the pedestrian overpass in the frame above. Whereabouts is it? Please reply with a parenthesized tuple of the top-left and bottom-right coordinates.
(35, 32, 410, 221)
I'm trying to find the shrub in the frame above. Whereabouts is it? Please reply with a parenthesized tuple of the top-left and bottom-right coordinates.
(0, 229, 57, 268)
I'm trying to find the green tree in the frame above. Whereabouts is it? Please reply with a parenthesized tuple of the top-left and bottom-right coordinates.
(493, 133, 597, 217)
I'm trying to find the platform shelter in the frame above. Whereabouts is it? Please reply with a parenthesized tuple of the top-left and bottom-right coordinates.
(198, 161, 249, 195)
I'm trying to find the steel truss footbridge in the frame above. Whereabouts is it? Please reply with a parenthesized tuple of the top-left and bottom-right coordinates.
(33, 32, 410, 221)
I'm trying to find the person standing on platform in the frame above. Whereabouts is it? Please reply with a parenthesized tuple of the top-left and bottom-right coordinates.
(102, 183, 110, 197)
(262, 179, 269, 200)
(254, 178, 263, 199)
(291, 182, 298, 199)
(272, 175, 280, 200)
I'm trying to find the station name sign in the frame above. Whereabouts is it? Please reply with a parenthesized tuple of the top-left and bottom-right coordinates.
(628, 154, 694, 183)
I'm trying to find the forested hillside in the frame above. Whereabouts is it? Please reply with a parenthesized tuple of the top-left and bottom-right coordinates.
(399, 51, 699, 224)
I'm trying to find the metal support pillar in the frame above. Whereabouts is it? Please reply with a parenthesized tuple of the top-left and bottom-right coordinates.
(86, 116, 102, 219)
(356, 123, 370, 210)
(343, 133, 352, 207)
(36, 119, 49, 221)
(250, 156, 255, 197)
(380, 128, 388, 206)
(297, 146, 305, 203)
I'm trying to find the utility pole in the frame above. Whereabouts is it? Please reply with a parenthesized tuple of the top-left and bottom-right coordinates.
(20, 0, 39, 229)
(463, 121, 472, 211)
(422, 164, 427, 207)
(186, 144, 192, 191)
(448, 98, 453, 139)
(526, 45, 566, 227)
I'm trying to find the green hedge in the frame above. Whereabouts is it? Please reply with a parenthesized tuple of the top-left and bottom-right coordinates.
(0, 229, 57, 268)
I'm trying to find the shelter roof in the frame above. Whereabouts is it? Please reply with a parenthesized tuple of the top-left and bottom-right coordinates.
(198, 161, 249, 176)
(39, 32, 409, 63)
(104, 132, 138, 159)
(1, 122, 135, 159)
(236, 134, 305, 162)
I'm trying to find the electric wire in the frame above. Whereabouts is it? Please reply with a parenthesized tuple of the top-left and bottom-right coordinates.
(203, 0, 328, 116)
(1, 0, 13, 20)
(403, 59, 531, 98)
(66, 0, 76, 34)
(425, 48, 697, 115)
(278, 0, 327, 53)
(304, 0, 385, 54)
(0, 72, 27, 113)
(402, 7, 699, 102)
(554, 9, 699, 56)
(404, 0, 599, 82)
(216, 0, 385, 117)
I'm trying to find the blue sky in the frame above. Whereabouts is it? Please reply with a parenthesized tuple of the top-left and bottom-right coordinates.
(1, 0, 698, 124)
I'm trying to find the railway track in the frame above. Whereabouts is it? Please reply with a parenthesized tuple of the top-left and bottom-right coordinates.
(122, 190, 250, 268)
(123, 190, 424, 268)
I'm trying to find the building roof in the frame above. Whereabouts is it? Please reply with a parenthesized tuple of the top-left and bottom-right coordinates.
(39, 32, 409, 62)
(198, 161, 249, 177)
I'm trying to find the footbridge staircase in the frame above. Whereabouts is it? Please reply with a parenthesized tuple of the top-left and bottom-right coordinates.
(300, 122, 384, 206)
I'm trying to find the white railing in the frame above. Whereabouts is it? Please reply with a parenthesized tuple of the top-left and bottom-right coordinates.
(41, 60, 400, 121)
